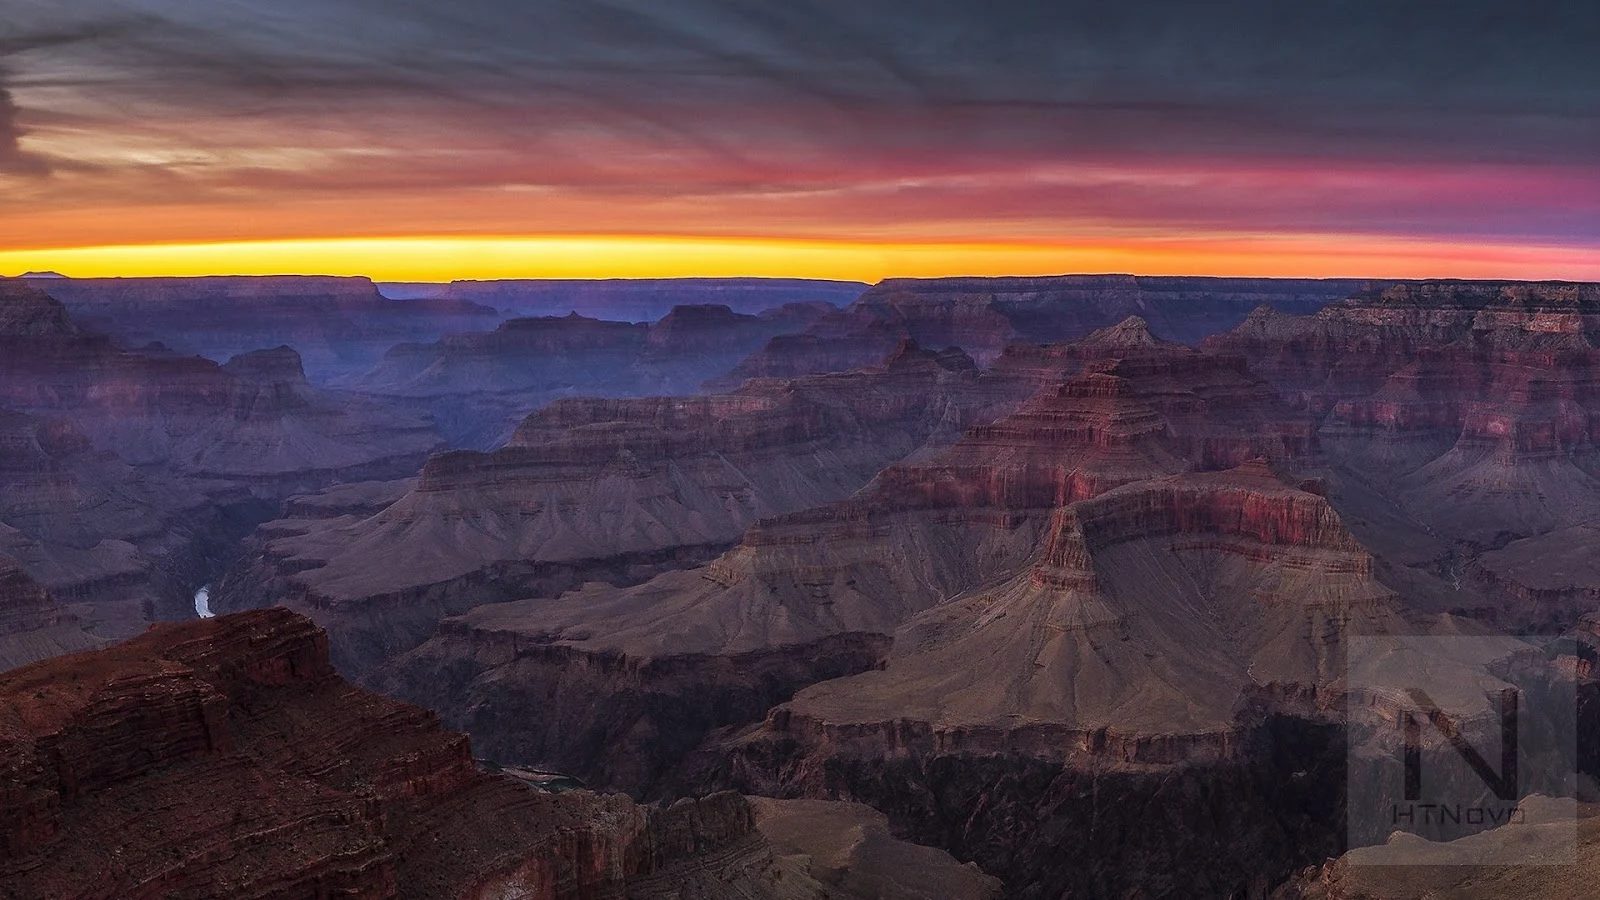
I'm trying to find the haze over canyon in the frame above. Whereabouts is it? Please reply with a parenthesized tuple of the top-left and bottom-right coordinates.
(0, 271, 1596, 899)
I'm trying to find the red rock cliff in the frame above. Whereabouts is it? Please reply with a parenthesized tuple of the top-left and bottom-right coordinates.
(0, 609, 800, 899)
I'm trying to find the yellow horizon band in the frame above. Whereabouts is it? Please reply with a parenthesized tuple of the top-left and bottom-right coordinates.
(2, 235, 1596, 283)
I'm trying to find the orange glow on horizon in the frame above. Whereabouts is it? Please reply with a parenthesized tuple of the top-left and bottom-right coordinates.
(2, 234, 1596, 284)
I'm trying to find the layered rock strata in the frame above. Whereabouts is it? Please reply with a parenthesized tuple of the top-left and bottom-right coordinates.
(216, 342, 1021, 676)
(377, 325, 1319, 797)
(1, 281, 443, 491)
(1207, 280, 1600, 626)
(0, 278, 448, 653)
(0, 555, 101, 672)
(701, 466, 1538, 898)
(0, 608, 943, 900)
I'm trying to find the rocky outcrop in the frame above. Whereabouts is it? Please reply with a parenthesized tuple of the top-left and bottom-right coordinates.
(1467, 526, 1600, 631)
(749, 798, 1003, 900)
(0, 609, 874, 900)
(718, 274, 1372, 383)
(37, 275, 501, 382)
(215, 342, 1022, 677)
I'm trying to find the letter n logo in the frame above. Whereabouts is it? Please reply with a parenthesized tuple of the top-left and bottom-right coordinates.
(1401, 687, 1518, 801)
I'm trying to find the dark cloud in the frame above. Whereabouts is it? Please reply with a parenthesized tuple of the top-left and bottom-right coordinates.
(1, 0, 1596, 247)
(0, 11, 161, 175)
(11, 0, 1596, 160)
(0, 85, 48, 175)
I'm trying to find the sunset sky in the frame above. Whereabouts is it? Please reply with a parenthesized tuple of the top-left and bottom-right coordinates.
(1, 0, 1596, 282)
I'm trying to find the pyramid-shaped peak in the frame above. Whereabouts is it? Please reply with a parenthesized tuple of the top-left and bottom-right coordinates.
(1078, 316, 1173, 349)
(0, 278, 81, 338)
(881, 337, 977, 373)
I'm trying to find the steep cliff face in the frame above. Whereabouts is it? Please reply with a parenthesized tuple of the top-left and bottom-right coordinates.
(0, 407, 229, 638)
(215, 342, 1021, 678)
(1, 281, 444, 491)
(36, 275, 502, 382)
(0, 278, 452, 661)
(719, 274, 1371, 383)
(376, 328, 1319, 798)
(0, 609, 894, 900)
(694, 466, 1535, 898)
(0, 555, 102, 672)
(1207, 279, 1600, 626)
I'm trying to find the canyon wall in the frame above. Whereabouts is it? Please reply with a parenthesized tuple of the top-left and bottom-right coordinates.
(34, 275, 502, 382)
(719, 274, 1374, 384)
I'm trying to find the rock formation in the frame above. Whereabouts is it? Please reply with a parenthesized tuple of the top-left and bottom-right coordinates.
(0, 608, 995, 899)
(1272, 799, 1599, 900)
(35, 275, 501, 382)
(0, 280, 444, 492)
(374, 325, 1320, 796)
(214, 341, 1023, 676)
(1206, 280, 1600, 627)
(718, 274, 1373, 384)
(13, 271, 1600, 898)
(749, 797, 1003, 900)
(353, 303, 832, 448)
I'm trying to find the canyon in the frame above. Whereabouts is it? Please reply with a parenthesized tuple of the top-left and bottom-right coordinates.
(30, 275, 502, 383)
(5, 274, 1599, 898)
(716, 274, 1375, 385)
(215, 338, 1026, 675)
(354, 301, 834, 447)
(0, 608, 997, 899)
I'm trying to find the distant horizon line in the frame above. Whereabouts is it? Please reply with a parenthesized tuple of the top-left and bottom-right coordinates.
(13, 271, 1600, 287)
(2, 234, 1596, 283)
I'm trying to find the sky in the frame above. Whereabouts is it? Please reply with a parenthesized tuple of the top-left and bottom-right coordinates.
(0, 0, 1596, 281)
